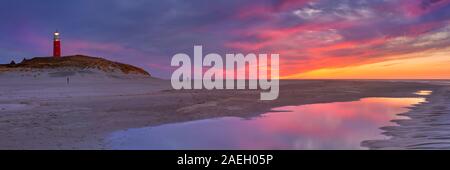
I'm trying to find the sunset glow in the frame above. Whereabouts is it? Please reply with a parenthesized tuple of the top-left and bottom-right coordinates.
(0, 0, 449, 79)
(284, 47, 450, 79)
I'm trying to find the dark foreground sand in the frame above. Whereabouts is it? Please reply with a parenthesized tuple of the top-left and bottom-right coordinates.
(0, 76, 447, 149)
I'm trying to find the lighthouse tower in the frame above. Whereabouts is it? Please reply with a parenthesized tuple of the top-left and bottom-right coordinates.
(53, 30, 61, 57)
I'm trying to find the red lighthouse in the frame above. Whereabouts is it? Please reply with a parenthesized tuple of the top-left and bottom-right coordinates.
(53, 30, 61, 57)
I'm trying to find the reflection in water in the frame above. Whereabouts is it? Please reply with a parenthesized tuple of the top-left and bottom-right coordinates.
(414, 90, 433, 96)
(107, 97, 425, 150)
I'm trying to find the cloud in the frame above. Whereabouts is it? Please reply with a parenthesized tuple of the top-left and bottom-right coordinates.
(293, 7, 322, 19)
(421, 0, 446, 9)
(412, 24, 450, 47)
(0, 0, 449, 78)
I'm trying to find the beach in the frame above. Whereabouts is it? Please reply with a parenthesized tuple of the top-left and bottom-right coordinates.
(0, 73, 447, 149)
(363, 85, 450, 149)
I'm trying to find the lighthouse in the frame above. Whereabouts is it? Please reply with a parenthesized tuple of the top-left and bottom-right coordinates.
(53, 30, 61, 57)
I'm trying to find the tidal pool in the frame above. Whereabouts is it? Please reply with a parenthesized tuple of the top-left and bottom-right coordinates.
(414, 90, 433, 96)
(107, 97, 426, 150)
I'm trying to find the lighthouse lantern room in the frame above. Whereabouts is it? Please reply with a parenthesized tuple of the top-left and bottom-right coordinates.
(53, 30, 61, 57)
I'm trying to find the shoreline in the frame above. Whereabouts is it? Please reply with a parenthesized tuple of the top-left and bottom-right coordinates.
(362, 86, 450, 149)
(0, 78, 445, 149)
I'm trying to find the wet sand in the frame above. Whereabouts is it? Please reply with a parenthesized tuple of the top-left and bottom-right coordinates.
(0, 74, 445, 149)
(362, 85, 450, 149)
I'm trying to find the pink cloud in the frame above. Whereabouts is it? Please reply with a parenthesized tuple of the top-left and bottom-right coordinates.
(400, 0, 450, 18)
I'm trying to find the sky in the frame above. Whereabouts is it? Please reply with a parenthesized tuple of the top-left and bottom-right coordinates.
(0, 0, 449, 79)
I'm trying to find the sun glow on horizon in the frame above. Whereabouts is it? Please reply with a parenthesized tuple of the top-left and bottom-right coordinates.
(282, 47, 450, 79)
